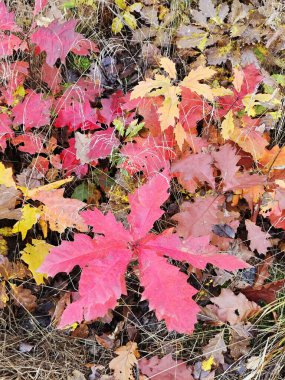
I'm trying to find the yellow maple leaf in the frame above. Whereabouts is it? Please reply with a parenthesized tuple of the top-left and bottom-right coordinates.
(174, 122, 187, 150)
(12, 204, 41, 239)
(18, 177, 73, 198)
(0, 163, 16, 188)
(160, 57, 177, 79)
(159, 85, 181, 130)
(221, 110, 234, 140)
(233, 66, 244, 92)
(21, 239, 52, 285)
(202, 356, 215, 371)
(180, 66, 216, 101)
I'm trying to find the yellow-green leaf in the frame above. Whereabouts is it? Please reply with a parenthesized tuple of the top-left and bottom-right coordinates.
(112, 16, 123, 34)
(221, 110, 234, 140)
(115, 0, 127, 10)
(12, 204, 41, 239)
(21, 239, 52, 285)
(123, 12, 137, 30)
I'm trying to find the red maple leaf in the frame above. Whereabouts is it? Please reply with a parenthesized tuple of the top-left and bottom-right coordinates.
(40, 174, 248, 333)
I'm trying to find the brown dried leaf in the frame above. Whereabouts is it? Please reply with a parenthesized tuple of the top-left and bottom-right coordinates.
(0, 185, 21, 220)
(240, 279, 285, 304)
(0, 255, 30, 281)
(11, 284, 37, 311)
(0, 281, 8, 308)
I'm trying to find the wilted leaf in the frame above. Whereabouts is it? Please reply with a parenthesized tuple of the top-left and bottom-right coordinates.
(139, 354, 194, 379)
(10, 284, 37, 311)
(109, 342, 138, 380)
(210, 289, 261, 325)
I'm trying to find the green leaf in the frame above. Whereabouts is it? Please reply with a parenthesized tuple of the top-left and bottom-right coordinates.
(125, 119, 145, 139)
(71, 183, 89, 202)
(113, 118, 125, 136)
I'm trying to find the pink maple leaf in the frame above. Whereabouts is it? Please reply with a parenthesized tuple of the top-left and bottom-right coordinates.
(31, 20, 94, 66)
(0, 61, 29, 105)
(33, 0, 48, 16)
(40, 174, 249, 333)
(12, 91, 51, 131)
(60, 138, 88, 178)
(171, 151, 215, 192)
(0, 1, 20, 31)
(119, 136, 174, 177)
(0, 113, 14, 150)
(0, 34, 26, 57)
(245, 219, 271, 254)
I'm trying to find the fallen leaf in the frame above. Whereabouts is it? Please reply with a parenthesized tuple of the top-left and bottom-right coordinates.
(21, 239, 53, 285)
(202, 332, 227, 366)
(209, 289, 261, 325)
(245, 220, 270, 254)
(109, 342, 138, 380)
(240, 279, 285, 304)
(139, 354, 194, 380)
(12, 204, 41, 239)
(10, 284, 37, 311)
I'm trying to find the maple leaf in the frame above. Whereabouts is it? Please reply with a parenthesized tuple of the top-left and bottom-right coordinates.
(209, 288, 261, 325)
(21, 239, 52, 285)
(179, 87, 212, 131)
(180, 66, 216, 101)
(218, 64, 263, 117)
(12, 204, 41, 239)
(12, 91, 51, 131)
(41, 63, 62, 94)
(0, 34, 26, 58)
(0, 162, 16, 188)
(171, 151, 215, 192)
(139, 354, 194, 380)
(119, 136, 173, 177)
(221, 110, 234, 140)
(109, 342, 138, 380)
(31, 189, 88, 234)
(54, 100, 100, 131)
(40, 174, 248, 333)
(31, 20, 89, 66)
(245, 220, 270, 254)
(0, 113, 14, 151)
(0, 1, 20, 32)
